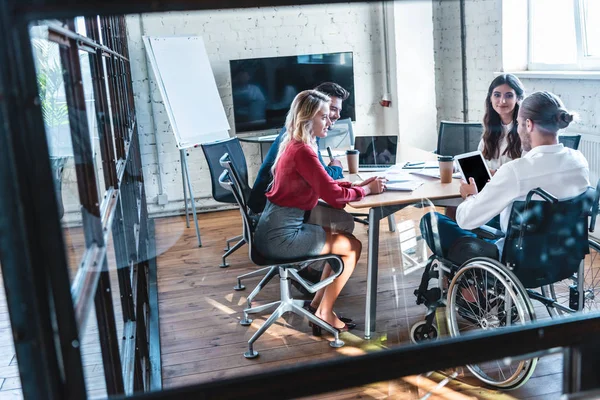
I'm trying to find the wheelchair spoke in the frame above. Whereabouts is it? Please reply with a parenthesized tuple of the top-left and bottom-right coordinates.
(548, 239, 600, 315)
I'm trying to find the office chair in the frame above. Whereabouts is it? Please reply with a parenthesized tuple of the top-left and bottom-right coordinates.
(218, 153, 346, 358)
(201, 137, 251, 268)
(436, 121, 483, 157)
(558, 134, 581, 150)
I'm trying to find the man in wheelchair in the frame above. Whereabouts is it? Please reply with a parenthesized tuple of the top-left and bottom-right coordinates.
(412, 92, 595, 389)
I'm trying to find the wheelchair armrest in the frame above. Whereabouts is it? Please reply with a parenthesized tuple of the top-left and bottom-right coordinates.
(590, 179, 600, 232)
(471, 225, 505, 240)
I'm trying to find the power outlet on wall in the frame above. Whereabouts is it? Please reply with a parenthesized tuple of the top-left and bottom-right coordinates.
(157, 194, 168, 205)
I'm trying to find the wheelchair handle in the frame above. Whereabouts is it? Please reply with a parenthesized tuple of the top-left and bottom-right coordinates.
(219, 152, 231, 168)
(525, 188, 558, 205)
(590, 179, 600, 233)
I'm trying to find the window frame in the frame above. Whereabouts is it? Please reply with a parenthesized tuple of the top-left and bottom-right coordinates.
(527, 0, 600, 71)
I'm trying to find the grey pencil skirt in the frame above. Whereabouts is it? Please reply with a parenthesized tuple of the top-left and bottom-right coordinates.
(254, 200, 327, 261)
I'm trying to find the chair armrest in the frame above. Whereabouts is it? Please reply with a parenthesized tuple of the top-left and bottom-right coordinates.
(471, 225, 504, 240)
(287, 254, 344, 294)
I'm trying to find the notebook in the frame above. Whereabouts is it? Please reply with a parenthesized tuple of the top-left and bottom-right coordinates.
(355, 136, 398, 171)
(387, 181, 424, 191)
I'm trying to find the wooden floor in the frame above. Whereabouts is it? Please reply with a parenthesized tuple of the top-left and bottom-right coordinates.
(0, 206, 580, 398)
(155, 207, 566, 399)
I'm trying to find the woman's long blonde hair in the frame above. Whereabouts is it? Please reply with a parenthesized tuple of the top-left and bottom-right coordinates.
(271, 90, 330, 176)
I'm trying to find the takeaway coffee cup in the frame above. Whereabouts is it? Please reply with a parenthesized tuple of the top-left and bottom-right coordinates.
(346, 149, 359, 174)
(438, 155, 454, 184)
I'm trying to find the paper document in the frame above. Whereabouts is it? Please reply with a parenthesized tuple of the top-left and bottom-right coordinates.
(409, 168, 461, 179)
(403, 161, 439, 169)
(387, 181, 424, 191)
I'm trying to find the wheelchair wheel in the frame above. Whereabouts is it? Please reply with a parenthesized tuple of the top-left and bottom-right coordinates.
(446, 258, 537, 390)
(545, 239, 600, 316)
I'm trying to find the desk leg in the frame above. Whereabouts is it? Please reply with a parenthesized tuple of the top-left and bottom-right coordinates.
(365, 207, 380, 340)
(387, 215, 396, 232)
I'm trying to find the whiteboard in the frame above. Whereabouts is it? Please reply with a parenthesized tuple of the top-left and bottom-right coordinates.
(143, 36, 230, 149)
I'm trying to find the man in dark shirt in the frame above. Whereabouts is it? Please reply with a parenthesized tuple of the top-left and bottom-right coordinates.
(247, 82, 348, 213)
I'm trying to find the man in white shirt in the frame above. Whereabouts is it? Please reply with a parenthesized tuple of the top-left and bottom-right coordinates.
(421, 91, 590, 259)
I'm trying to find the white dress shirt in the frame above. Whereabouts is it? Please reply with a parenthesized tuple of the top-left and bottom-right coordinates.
(456, 144, 590, 252)
(477, 122, 516, 170)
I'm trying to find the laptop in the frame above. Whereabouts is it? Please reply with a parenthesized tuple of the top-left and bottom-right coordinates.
(355, 135, 398, 171)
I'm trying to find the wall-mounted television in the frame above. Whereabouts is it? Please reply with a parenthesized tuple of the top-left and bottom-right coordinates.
(230, 52, 355, 133)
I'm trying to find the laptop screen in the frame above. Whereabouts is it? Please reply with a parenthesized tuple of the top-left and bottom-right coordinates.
(355, 136, 398, 167)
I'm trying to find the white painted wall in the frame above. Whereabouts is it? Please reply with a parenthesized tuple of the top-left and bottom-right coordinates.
(392, 0, 437, 151)
(126, 3, 388, 216)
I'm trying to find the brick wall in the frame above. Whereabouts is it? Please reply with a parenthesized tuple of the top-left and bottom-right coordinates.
(433, 0, 600, 138)
(126, 3, 386, 216)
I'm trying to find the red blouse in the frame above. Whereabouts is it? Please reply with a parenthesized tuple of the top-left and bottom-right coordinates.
(266, 140, 365, 210)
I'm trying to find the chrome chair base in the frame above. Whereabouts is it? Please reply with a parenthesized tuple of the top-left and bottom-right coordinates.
(242, 267, 344, 357)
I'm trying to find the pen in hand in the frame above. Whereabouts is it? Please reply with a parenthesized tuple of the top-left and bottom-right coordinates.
(326, 146, 334, 162)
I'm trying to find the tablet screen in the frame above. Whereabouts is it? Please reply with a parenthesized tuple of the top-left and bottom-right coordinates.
(456, 154, 490, 192)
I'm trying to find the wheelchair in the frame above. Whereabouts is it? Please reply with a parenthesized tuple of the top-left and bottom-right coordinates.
(411, 185, 600, 389)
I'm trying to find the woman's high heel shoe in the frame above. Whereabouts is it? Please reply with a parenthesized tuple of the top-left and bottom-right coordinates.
(303, 301, 353, 324)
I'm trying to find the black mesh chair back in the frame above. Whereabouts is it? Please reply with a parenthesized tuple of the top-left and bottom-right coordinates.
(201, 138, 249, 204)
(558, 134, 582, 150)
(219, 155, 268, 266)
(437, 121, 483, 157)
(502, 187, 595, 288)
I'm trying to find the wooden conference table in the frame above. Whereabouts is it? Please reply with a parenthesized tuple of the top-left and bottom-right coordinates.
(347, 145, 461, 339)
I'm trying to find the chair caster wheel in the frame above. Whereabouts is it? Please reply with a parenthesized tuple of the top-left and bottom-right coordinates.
(244, 349, 259, 359)
(240, 318, 252, 326)
(330, 338, 345, 348)
(410, 320, 438, 344)
(234, 283, 245, 291)
(219, 262, 230, 268)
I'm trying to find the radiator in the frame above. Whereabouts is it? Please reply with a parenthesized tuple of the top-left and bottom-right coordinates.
(578, 133, 600, 186)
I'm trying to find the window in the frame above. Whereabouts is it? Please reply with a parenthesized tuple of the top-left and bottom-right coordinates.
(528, 0, 600, 70)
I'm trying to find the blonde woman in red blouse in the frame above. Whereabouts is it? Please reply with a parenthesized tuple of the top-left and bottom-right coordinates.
(254, 90, 386, 332)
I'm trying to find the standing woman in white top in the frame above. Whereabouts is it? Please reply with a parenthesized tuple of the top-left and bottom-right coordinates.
(478, 74, 525, 174)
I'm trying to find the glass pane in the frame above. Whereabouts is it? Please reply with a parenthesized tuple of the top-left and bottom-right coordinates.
(102, 55, 119, 162)
(30, 25, 86, 280)
(75, 16, 87, 36)
(107, 229, 124, 355)
(95, 17, 120, 162)
(582, 0, 600, 57)
(530, 0, 577, 64)
(80, 49, 107, 196)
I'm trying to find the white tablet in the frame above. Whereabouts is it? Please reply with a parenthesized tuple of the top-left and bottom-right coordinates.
(454, 151, 492, 192)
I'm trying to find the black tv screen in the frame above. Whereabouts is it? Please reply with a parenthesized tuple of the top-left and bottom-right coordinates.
(230, 52, 355, 133)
